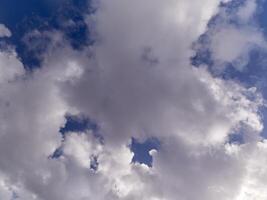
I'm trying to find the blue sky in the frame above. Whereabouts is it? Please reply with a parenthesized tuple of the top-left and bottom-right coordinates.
(0, 0, 90, 68)
(1, 0, 267, 199)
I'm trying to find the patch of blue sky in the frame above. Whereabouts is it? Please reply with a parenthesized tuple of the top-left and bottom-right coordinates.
(0, 0, 91, 69)
(228, 133, 245, 145)
(57, 114, 161, 167)
(258, 0, 267, 37)
(60, 114, 99, 138)
(130, 137, 160, 167)
(51, 114, 100, 161)
(50, 147, 64, 159)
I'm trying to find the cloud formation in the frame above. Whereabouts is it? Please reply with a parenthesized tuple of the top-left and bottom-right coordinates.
(0, 24, 11, 38)
(194, 0, 267, 72)
(0, 0, 267, 199)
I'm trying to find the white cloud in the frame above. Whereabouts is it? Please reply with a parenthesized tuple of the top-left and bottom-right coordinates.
(0, 1, 267, 200)
(0, 24, 11, 38)
(0, 50, 25, 84)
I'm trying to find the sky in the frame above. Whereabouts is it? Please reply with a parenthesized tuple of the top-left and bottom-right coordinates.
(1, 0, 267, 199)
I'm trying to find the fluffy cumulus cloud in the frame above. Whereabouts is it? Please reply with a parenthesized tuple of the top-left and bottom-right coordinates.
(0, 0, 267, 199)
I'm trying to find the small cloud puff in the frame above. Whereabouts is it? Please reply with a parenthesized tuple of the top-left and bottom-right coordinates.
(0, 24, 11, 38)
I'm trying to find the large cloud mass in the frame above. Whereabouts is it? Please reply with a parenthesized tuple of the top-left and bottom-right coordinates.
(0, 0, 267, 199)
